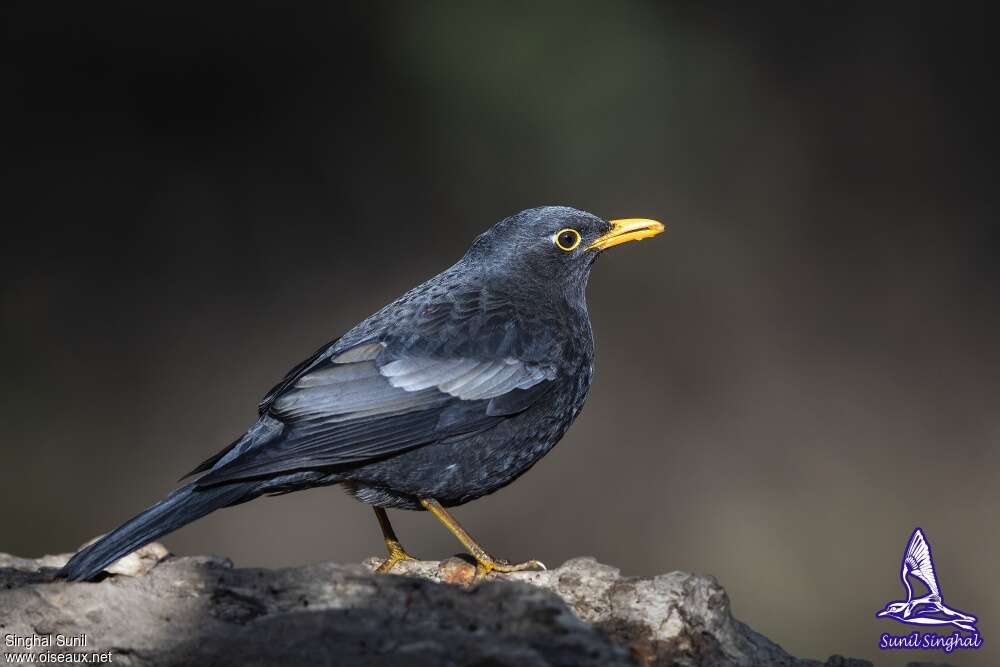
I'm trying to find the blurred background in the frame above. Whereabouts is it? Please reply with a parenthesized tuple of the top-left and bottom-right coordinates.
(3, 2, 996, 664)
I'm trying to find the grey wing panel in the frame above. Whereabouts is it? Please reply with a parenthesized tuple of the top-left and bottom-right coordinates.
(197, 343, 556, 486)
(380, 356, 556, 400)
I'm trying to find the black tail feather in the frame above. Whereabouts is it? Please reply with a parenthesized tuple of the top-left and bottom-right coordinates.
(57, 482, 255, 582)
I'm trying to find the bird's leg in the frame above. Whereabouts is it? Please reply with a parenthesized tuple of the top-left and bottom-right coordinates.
(419, 497, 545, 579)
(373, 507, 416, 573)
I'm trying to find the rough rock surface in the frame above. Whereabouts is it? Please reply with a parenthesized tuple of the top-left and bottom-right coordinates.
(0, 546, 872, 667)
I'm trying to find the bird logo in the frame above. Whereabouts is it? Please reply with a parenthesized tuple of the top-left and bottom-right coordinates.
(876, 528, 977, 632)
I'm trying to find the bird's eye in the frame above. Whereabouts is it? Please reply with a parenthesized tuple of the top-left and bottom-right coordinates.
(554, 228, 582, 252)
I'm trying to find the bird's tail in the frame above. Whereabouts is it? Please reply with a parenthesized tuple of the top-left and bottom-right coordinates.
(57, 481, 256, 582)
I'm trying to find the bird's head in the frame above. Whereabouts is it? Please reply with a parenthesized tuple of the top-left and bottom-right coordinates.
(465, 206, 664, 292)
(877, 601, 909, 618)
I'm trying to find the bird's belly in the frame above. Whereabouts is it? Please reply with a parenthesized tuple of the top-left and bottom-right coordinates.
(342, 381, 587, 509)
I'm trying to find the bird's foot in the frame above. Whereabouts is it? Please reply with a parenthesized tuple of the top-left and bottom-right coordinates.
(374, 539, 417, 574)
(471, 553, 546, 580)
(416, 497, 546, 581)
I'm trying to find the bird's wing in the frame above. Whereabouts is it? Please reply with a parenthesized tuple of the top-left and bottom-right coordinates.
(193, 340, 556, 485)
(903, 529, 940, 597)
(255, 336, 345, 416)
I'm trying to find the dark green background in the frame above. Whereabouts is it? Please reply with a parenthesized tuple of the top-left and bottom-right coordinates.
(3, 3, 996, 665)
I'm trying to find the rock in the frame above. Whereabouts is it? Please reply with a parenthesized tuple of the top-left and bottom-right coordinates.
(0, 545, 871, 667)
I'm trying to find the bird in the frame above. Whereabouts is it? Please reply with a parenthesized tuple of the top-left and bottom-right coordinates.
(58, 206, 664, 582)
(876, 528, 977, 631)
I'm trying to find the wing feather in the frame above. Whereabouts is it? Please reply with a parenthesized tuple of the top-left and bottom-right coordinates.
(439, 360, 495, 394)
(381, 357, 480, 390)
(448, 362, 507, 397)
(382, 355, 554, 400)
(194, 342, 556, 486)
(331, 342, 384, 363)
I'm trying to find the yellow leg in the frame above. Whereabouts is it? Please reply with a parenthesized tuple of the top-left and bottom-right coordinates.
(420, 497, 545, 579)
(373, 507, 416, 573)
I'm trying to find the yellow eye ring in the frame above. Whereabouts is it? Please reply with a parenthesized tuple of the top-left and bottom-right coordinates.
(554, 228, 582, 252)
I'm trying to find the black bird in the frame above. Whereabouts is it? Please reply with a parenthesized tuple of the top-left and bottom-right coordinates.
(59, 206, 664, 581)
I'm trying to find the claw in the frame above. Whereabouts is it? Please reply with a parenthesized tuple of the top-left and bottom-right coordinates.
(472, 556, 546, 580)
(372, 507, 416, 574)
(374, 540, 416, 573)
